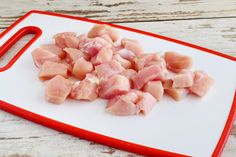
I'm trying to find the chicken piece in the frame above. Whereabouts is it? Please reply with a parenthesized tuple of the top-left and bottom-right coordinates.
(32, 48, 60, 68)
(99, 74, 130, 99)
(113, 54, 132, 69)
(143, 81, 164, 101)
(133, 53, 161, 70)
(119, 69, 137, 88)
(115, 48, 135, 61)
(106, 91, 139, 116)
(164, 51, 193, 73)
(190, 71, 214, 97)
(64, 48, 84, 64)
(95, 60, 124, 79)
(45, 75, 72, 104)
(88, 24, 119, 42)
(135, 92, 157, 115)
(39, 61, 68, 80)
(54, 32, 77, 48)
(121, 38, 144, 56)
(64, 36, 80, 48)
(72, 58, 93, 80)
(119, 69, 137, 80)
(163, 79, 188, 101)
(40, 44, 66, 59)
(90, 46, 113, 65)
(133, 64, 162, 89)
(100, 34, 113, 44)
(79, 37, 111, 57)
(70, 79, 98, 101)
(106, 90, 156, 116)
(172, 72, 193, 88)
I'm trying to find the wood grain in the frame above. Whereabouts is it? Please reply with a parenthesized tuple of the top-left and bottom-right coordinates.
(0, 0, 236, 28)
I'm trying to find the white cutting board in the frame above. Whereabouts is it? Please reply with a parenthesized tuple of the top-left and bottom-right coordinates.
(0, 11, 235, 157)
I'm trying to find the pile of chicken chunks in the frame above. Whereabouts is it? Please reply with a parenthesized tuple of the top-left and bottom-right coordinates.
(32, 24, 213, 116)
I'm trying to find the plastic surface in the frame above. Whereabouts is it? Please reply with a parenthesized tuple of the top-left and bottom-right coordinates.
(0, 10, 235, 157)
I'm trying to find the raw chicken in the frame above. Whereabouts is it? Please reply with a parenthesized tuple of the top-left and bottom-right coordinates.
(32, 24, 214, 116)
(112, 54, 132, 69)
(95, 60, 124, 79)
(70, 79, 98, 101)
(172, 72, 194, 88)
(133, 64, 162, 89)
(54, 32, 77, 48)
(106, 90, 156, 116)
(164, 51, 193, 72)
(79, 37, 111, 57)
(163, 79, 188, 101)
(64, 48, 84, 64)
(143, 81, 164, 101)
(45, 75, 72, 104)
(32, 48, 60, 68)
(72, 58, 93, 80)
(90, 46, 113, 65)
(190, 71, 214, 97)
(135, 92, 157, 115)
(99, 74, 130, 99)
(121, 38, 144, 56)
(39, 61, 68, 80)
(88, 24, 119, 42)
(40, 44, 66, 59)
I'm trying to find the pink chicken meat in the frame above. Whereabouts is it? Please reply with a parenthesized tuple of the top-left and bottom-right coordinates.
(32, 24, 214, 116)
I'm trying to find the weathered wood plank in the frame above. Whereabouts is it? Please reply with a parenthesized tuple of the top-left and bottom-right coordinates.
(0, 0, 236, 28)
(121, 18, 236, 56)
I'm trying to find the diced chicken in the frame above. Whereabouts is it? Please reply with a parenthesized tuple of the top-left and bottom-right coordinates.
(54, 32, 77, 48)
(106, 91, 139, 116)
(40, 44, 66, 59)
(85, 73, 100, 84)
(32, 48, 60, 68)
(143, 81, 164, 101)
(70, 79, 98, 101)
(95, 61, 125, 79)
(45, 75, 72, 104)
(64, 36, 80, 48)
(106, 90, 156, 116)
(88, 24, 119, 42)
(113, 54, 132, 69)
(39, 61, 68, 80)
(164, 51, 193, 73)
(190, 71, 214, 97)
(100, 34, 113, 44)
(64, 48, 84, 64)
(135, 92, 157, 115)
(90, 46, 113, 65)
(115, 48, 135, 61)
(134, 53, 161, 70)
(133, 64, 162, 89)
(163, 79, 188, 101)
(79, 37, 111, 57)
(99, 74, 130, 99)
(172, 72, 193, 88)
(121, 38, 144, 56)
(119, 69, 137, 80)
(72, 58, 93, 80)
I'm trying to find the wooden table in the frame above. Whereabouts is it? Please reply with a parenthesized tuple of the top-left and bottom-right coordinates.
(0, 0, 235, 156)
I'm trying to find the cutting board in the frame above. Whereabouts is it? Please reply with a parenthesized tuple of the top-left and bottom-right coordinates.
(0, 10, 235, 157)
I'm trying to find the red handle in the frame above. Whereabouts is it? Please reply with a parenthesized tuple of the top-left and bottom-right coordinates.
(0, 26, 42, 72)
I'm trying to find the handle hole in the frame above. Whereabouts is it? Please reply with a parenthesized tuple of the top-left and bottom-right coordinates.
(0, 26, 42, 71)
(0, 34, 34, 68)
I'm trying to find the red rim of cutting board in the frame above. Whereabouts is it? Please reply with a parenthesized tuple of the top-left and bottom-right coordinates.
(0, 10, 235, 157)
